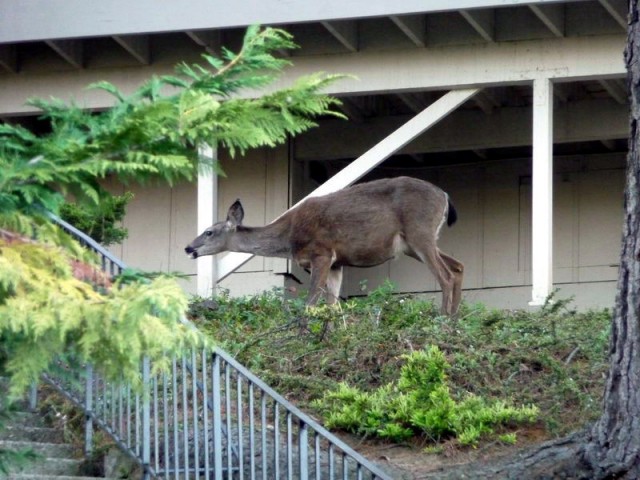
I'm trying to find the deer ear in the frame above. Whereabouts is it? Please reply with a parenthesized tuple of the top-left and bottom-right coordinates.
(226, 200, 244, 228)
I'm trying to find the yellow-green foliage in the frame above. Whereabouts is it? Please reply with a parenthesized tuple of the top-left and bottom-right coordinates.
(0, 226, 203, 401)
(313, 345, 539, 447)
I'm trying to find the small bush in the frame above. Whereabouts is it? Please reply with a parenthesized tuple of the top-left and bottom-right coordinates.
(60, 192, 133, 246)
(312, 346, 538, 447)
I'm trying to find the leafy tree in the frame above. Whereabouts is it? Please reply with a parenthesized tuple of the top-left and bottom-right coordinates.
(0, 25, 344, 398)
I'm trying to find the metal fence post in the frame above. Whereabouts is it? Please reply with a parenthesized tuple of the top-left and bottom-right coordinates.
(299, 420, 308, 480)
(28, 382, 38, 411)
(212, 353, 223, 480)
(84, 364, 94, 456)
(142, 357, 151, 480)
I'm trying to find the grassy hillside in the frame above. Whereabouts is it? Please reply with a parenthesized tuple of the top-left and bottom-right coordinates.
(189, 284, 610, 450)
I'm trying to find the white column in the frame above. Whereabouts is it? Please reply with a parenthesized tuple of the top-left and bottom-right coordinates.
(530, 78, 553, 305)
(197, 144, 218, 298)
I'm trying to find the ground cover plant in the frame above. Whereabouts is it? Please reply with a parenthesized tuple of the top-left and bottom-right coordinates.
(189, 283, 611, 451)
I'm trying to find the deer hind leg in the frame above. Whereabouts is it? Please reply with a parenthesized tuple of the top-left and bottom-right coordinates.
(412, 242, 456, 316)
(439, 251, 464, 316)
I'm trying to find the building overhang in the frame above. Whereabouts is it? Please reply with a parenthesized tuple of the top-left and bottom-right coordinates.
(0, 0, 593, 43)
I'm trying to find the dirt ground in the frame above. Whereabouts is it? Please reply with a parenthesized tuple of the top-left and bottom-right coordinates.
(344, 426, 550, 479)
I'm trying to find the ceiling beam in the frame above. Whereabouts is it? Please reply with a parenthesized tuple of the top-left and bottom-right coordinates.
(321, 20, 358, 52)
(337, 97, 365, 123)
(112, 34, 150, 64)
(0, 44, 17, 73)
(528, 4, 564, 37)
(389, 15, 426, 47)
(599, 79, 627, 104)
(45, 39, 83, 68)
(2, 0, 577, 44)
(598, 0, 627, 30)
(459, 9, 495, 42)
(472, 90, 499, 114)
(0, 35, 625, 115)
(473, 149, 488, 159)
(601, 139, 616, 150)
(396, 92, 428, 113)
(296, 98, 628, 160)
(185, 30, 221, 55)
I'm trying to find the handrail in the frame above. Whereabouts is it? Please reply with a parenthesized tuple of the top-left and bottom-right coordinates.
(48, 212, 126, 278)
(48, 213, 126, 269)
(46, 213, 392, 480)
(216, 347, 391, 478)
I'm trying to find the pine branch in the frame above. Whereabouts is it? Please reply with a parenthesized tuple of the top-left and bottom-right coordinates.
(1, 26, 345, 216)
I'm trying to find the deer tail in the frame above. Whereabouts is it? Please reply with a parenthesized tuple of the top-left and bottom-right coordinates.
(446, 197, 458, 227)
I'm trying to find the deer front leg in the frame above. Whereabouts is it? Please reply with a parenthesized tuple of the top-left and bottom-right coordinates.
(306, 256, 332, 306)
(296, 255, 332, 332)
(326, 266, 343, 305)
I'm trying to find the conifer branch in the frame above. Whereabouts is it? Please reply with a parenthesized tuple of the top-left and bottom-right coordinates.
(0, 25, 346, 399)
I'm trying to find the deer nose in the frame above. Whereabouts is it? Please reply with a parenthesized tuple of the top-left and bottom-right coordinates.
(185, 246, 197, 258)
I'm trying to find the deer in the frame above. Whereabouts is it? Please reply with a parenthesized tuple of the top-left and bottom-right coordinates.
(185, 176, 464, 316)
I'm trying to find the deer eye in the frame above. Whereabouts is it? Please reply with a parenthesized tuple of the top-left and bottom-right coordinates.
(205, 231, 213, 237)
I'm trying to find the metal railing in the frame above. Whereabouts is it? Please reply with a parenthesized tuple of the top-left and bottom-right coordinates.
(44, 213, 391, 480)
(48, 213, 125, 277)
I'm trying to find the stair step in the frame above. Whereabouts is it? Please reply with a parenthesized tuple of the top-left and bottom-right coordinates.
(0, 440, 76, 459)
(0, 426, 64, 443)
(5, 412, 48, 429)
(10, 458, 84, 476)
(6, 475, 119, 480)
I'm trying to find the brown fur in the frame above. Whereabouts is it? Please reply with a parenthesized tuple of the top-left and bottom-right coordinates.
(185, 176, 463, 315)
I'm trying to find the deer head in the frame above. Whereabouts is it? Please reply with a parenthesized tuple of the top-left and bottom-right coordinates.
(185, 200, 244, 259)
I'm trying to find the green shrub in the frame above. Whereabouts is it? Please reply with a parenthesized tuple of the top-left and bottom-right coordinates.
(313, 345, 539, 447)
(60, 192, 133, 246)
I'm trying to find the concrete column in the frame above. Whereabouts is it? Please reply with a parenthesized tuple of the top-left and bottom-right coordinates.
(197, 144, 218, 298)
(530, 78, 554, 305)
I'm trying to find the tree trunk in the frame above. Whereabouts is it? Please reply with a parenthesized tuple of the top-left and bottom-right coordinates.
(429, 2, 640, 478)
(580, 1, 640, 476)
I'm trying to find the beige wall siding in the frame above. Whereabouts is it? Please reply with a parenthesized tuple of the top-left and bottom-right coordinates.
(217, 146, 289, 276)
(107, 150, 623, 309)
(108, 145, 291, 297)
(331, 154, 625, 309)
(103, 179, 196, 275)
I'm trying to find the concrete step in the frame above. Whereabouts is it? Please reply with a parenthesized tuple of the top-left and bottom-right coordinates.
(4, 412, 47, 429)
(1, 382, 124, 479)
(12, 457, 84, 477)
(0, 440, 76, 459)
(7, 476, 119, 480)
(0, 426, 64, 444)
